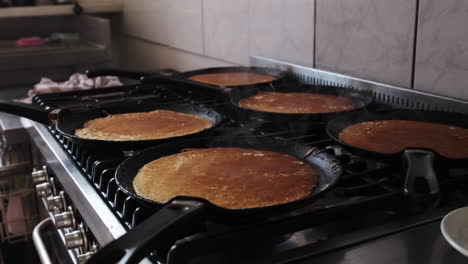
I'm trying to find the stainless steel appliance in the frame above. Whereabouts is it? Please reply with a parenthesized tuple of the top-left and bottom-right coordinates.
(23, 57, 468, 264)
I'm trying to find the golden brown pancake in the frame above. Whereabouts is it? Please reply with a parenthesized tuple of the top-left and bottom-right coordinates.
(133, 148, 319, 209)
(188, 72, 277, 86)
(75, 110, 212, 141)
(238, 91, 356, 114)
(338, 120, 468, 159)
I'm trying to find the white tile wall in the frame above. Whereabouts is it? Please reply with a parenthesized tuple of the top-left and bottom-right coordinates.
(249, 0, 315, 67)
(122, 0, 156, 42)
(203, 0, 249, 65)
(123, 0, 204, 54)
(117, 36, 234, 72)
(414, 0, 468, 100)
(119, 0, 468, 102)
(315, 0, 416, 88)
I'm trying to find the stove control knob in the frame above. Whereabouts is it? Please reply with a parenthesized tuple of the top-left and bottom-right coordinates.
(36, 182, 51, 197)
(53, 207, 75, 229)
(47, 191, 66, 211)
(64, 230, 84, 249)
(76, 252, 94, 264)
(64, 224, 87, 249)
(31, 166, 48, 185)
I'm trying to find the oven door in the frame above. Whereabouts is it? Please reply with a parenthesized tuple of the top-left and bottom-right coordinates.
(32, 218, 74, 264)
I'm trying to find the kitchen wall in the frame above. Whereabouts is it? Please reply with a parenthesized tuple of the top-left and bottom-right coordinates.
(116, 0, 468, 101)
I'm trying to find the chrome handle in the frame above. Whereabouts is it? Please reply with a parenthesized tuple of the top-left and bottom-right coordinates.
(32, 218, 53, 264)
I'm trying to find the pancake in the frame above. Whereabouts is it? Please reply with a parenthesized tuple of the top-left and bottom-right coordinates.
(188, 72, 277, 86)
(133, 147, 319, 209)
(75, 110, 212, 141)
(338, 120, 468, 159)
(238, 91, 356, 114)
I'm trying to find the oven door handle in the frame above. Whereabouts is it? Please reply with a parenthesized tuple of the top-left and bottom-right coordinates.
(33, 218, 54, 264)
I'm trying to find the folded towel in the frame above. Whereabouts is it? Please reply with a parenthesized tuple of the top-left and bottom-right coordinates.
(28, 73, 122, 97)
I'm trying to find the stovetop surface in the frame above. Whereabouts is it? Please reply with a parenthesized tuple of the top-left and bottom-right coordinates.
(30, 81, 468, 263)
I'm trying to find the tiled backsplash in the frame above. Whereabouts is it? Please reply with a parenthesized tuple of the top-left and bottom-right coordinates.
(414, 0, 468, 101)
(203, 0, 250, 65)
(119, 0, 468, 101)
(249, 0, 315, 67)
(315, 0, 416, 88)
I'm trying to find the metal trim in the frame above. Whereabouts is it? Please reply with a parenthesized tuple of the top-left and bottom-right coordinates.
(21, 118, 126, 245)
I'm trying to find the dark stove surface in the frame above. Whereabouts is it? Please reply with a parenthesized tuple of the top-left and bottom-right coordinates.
(32, 82, 468, 264)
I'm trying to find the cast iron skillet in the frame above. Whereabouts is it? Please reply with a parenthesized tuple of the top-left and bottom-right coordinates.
(326, 110, 468, 209)
(229, 83, 374, 123)
(88, 68, 374, 126)
(175, 66, 287, 90)
(0, 99, 222, 151)
(86, 66, 287, 93)
(86, 136, 342, 264)
(142, 70, 373, 123)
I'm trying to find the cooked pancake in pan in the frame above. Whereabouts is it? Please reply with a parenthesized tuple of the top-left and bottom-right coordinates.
(338, 120, 468, 159)
(238, 91, 356, 114)
(75, 110, 212, 141)
(133, 147, 319, 209)
(188, 72, 277, 86)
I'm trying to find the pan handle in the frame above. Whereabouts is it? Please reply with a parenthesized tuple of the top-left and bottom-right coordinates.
(86, 200, 206, 264)
(140, 75, 231, 94)
(0, 99, 51, 124)
(403, 149, 440, 211)
(85, 69, 156, 79)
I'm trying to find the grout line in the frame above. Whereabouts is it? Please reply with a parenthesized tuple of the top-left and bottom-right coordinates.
(410, 0, 420, 89)
(201, 0, 206, 55)
(313, 0, 317, 68)
(247, 0, 251, 66)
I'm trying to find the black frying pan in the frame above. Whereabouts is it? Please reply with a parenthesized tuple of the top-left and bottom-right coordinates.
(143, 70, 374, 124)
(0, 99, 223, 151)
(176, 66, 287, 90)
(86, 136, 342, 264)
(326, 110, 468, 208)
(229, 84, 374, 123)
(143, 69, 374, 123)
(86, 66, 287, 94)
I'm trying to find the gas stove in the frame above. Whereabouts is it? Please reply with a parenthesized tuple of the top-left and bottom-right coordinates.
(22, 57, 468, 264)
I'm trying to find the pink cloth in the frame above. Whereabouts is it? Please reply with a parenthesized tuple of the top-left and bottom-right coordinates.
(16, 37, 45, 47)
(28, 73, 123, 97)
